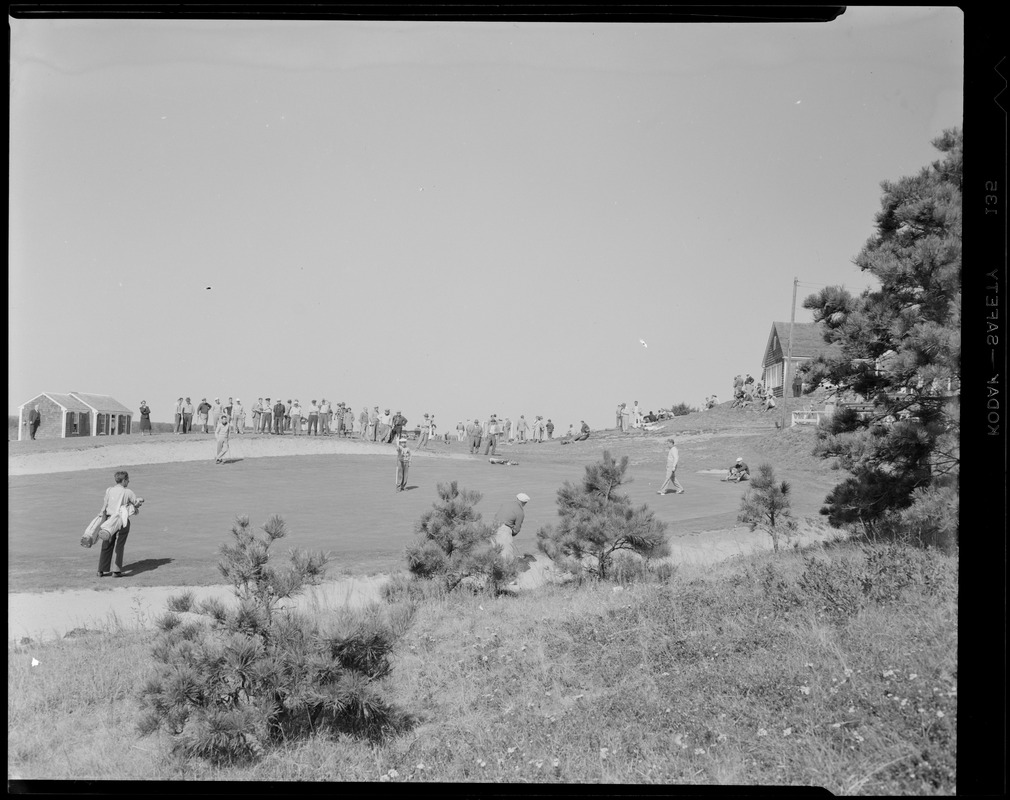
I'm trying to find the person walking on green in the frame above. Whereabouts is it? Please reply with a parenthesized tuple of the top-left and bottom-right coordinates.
(657, 438, 685, 495)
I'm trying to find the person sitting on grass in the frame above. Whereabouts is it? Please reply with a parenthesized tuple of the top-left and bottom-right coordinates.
(723, 457, 750, 482)
(562, 421, 591, 444)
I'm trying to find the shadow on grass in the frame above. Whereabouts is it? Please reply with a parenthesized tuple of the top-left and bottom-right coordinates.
(121, 557, 174, 576)
(217, 457, 245, 465)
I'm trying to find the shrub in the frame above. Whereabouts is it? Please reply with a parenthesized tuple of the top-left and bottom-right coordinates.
(890, 483, 958, 552)
(536, 451, 669, 580)
(137, 515, 414, 765)
(738, 464, 798, 552)
(404, 481, 519, 593)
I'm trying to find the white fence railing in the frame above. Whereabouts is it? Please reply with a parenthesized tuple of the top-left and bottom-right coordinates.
(790, 410, 826, 427)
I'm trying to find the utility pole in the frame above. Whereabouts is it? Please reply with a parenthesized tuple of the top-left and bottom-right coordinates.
(782, 277, 798, 431)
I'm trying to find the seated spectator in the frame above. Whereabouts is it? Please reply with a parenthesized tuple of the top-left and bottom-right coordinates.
(643, 411, 658, 423)
(570, 421, 590, 442)
(723, 458, 750, 482)
(764, 391, 776, 411)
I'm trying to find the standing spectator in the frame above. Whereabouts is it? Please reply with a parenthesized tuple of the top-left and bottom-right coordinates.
(138, 401, 152, 436)
(182, 398, 194, 434)
(483, 415, 500, 456)
(379, 409, 392, 443)
(657, 438, 685, 495)
(503, 417, 513, 443)
(96, 470, 143, 578)
(417, 414, 430, 449)
(27, 404, 42, 440)
(343, 405, 353, 436)
(251, 399, 263, 433)
(360, 407, 370, 440)
(390, 410, 406, 443)
(173, 398, 184, 434)
(290, 400, 303, 434)
(273, 398, 285, 435)
(197, 398, 212, 433)
(620, 403, 631, 433)
(468, 418, 482, 454)
(456, 420, 466, 442)
(210, 398, 222, 430)
(369, 406, 380, 442)
(632, 401, 643, 429)
(307, 401, 320, 435)
(616, 402, 625, 430)
(215, 410, 231, 463)
(531, 416, 543, 443)
(545, 418, 554, 439)
(395, 437, 412, 492)
(260, 398, 273, 434)
(319, 399, 331, 435)
(285, 400, 293, 432)
(516, 415, 529, 443)
(233, 399, 245, 433)
(223, 397, 235, 426)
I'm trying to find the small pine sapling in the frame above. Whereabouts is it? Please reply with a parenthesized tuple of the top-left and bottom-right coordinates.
(405, 481, 519, 592)
(137, 515, 413, 765)
(738, 463, 798, 552)
(536, 450, 669, 579)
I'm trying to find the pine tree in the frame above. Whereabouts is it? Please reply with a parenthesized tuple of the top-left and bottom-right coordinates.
(405, 481, 519, 592)
(137, 516, 413, 764)
(737, 464, 798, 553)
(801, 128, 960, 539)
(536, 451, 668, 579)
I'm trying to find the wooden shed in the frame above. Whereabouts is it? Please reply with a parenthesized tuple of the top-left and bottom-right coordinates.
(69, 392, 134, 436)
(16, 392, 94, 441)
(761, 322, 842, 398)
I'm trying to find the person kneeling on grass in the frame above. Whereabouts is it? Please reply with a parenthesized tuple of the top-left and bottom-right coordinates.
(723, 457, 750, 482)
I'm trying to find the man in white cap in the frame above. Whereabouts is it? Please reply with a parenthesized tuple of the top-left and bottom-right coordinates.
(395, 436, 412, 492)
(725, 457, 750, 482)
(495, 493, 530, 562)
(658, 438, 685, 495)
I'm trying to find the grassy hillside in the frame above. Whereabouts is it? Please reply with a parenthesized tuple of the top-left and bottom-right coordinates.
(9, 542, 957, 791)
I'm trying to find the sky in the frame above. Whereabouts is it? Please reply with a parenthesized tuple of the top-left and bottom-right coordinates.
(8, 8, 963, 431)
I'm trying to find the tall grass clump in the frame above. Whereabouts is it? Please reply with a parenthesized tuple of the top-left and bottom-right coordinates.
(136, 515, 414, 765)
(536, 451, 668, 580)
(404, 481, 519, 593)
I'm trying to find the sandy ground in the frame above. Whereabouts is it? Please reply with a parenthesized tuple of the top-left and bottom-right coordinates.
(7, 433, 469, 476)
(9, 429, 835, 643)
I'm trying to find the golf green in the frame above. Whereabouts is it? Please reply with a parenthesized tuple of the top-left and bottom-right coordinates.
(8, 453, 742, 592)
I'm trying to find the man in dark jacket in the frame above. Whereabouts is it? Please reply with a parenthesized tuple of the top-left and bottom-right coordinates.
(27, 404, 41, 439)
(273, 399, 286, 435)
(390, 411, 407, 443)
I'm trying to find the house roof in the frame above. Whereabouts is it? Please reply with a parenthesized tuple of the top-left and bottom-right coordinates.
(69, 392, 134, 415)
(18, 392, 92, 413)
(763, 322, 842, 366)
